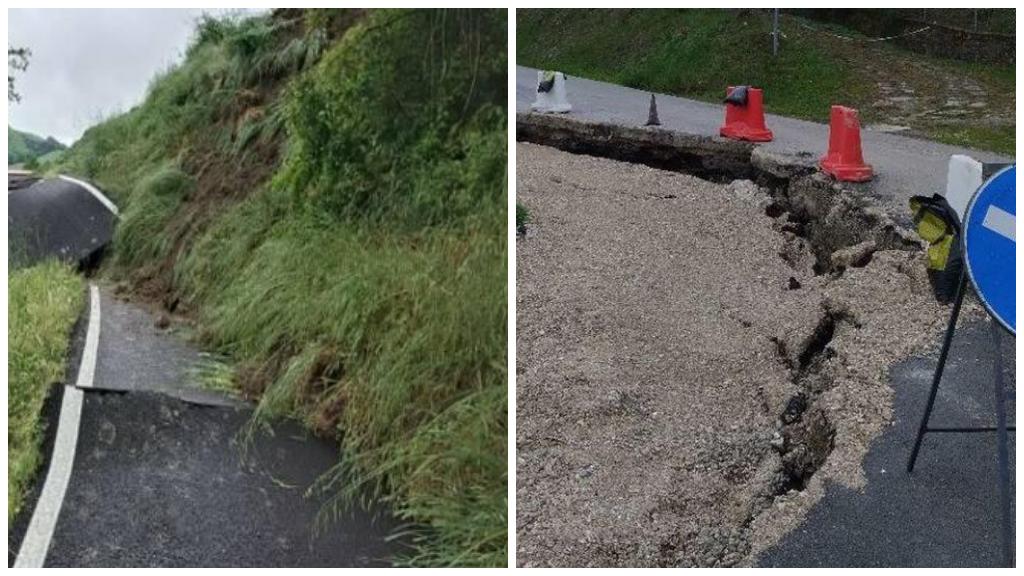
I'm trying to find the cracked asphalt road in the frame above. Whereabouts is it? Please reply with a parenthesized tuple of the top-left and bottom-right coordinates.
(7, 176, 114, 268)
(761, 316, 1015, 567)
(8, 175, 404, 567)
(514, 143, 984, 567)
(514, 69, 1015, 565)
(10, 284, 403, 566)
(7, 262, 403, 565)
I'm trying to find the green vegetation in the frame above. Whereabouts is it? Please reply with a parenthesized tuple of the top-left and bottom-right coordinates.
(8, 261, 84, 526)
(8, 126, 65, 165)
(516, 203, 529, 235)
(55, 9, 506, 566)
(929, 123, 1016, 157)
(518, 9, 1015, 154)
(191, 354, 239, 397)
(113, 164, 192, 269)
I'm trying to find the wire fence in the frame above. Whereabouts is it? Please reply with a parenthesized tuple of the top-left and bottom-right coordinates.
(897, 8, 1014, 36)
(782, 9, 1015, 64)
(793, 9, 1014, 38)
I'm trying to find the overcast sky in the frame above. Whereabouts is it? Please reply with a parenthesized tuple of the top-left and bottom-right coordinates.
(9, 9, 258, 145)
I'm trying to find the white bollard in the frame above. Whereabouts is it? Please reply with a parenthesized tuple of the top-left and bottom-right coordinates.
(944, 154, 983, 222)
(531, 71, 572, 114)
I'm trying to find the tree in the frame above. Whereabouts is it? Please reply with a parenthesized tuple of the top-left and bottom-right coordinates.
(9, 47, 30, 103)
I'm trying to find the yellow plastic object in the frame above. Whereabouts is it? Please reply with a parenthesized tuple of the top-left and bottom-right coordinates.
(909, 198, 955, 271)
(926, 235, 953, 271)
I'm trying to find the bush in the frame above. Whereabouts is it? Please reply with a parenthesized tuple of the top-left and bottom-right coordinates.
(277, 9, 507, 227)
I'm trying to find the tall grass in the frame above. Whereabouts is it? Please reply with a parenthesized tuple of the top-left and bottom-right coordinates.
(113, 164, 193, 268)
(56, 8, 507, 566)
(181, 10, 508, 565)
(8, 262, 84, 526)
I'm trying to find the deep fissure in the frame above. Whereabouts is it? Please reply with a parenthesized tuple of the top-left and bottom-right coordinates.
(517, 114, 922, 500)
(774, 308, 848, 493)
(517, 113, 920, 278)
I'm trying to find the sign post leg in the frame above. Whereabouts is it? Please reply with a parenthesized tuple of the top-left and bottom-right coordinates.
(907, 269, 967, 473)
(988, 319, 1013, 567)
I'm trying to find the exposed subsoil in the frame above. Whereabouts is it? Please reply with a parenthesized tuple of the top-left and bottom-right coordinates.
(515, 140, 951, 567)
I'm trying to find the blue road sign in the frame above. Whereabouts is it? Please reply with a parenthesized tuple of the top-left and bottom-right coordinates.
(963, 165, 1015, 334)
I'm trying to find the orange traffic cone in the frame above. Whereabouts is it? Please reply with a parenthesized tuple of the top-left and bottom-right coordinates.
(820, 106, 873, 182)
(720, 86, 773, 142)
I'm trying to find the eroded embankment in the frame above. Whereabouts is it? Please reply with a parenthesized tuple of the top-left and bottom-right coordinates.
(517, 113, 921, 276)
(515, 116, 948, 567)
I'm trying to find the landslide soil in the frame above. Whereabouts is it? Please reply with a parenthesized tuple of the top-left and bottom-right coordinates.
(515, 142, 948, 567)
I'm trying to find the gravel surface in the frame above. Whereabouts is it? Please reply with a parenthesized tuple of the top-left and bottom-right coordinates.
(515, 143, 949, 567)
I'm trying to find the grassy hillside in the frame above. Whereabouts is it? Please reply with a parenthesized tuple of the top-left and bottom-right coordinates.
(8, 126, 66, 165)
(53, 9, 506, 566)
(518, 9, 1014, 154)
(8, 262, 84, 526)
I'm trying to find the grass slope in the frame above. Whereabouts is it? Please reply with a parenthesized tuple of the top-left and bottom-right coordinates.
(8, 261, 84, 526)
(8, 126, 66, 166)
(54, 9, 506, 566)
(517, 9, 1014, 154)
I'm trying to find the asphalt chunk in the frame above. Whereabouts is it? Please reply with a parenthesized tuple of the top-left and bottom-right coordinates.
(8, 178, 115, 269)
(94, 288, 241, 408)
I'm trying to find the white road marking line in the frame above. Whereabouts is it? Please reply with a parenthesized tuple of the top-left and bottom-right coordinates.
(58, 174, 120, 217)
(14, 284, 101, 568)
(13, 389, 84, 568)
(75, 286, 102, 390)
(982, 205, 1015, 242)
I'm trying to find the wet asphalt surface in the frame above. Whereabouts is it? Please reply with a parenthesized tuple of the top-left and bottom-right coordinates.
(7, 175, 404, 568)
(515, 66, 1014, 218)
(10, 285, 404, 567)
(760, 315, 1015, 567)
(45, 391, 399, 567)
(8, 177, 114, 268)
(94, 289, 243, 408)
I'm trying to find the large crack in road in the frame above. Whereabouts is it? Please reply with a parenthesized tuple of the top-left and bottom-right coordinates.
(8, 171, 406, 567)
(515, 136, 958, 567)
(9, 283, 404, 567)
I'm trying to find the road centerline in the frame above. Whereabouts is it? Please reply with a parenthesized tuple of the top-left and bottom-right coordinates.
(75, 286, 101, 390)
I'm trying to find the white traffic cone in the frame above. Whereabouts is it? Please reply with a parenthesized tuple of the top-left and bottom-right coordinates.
(531, 71, 572, 114)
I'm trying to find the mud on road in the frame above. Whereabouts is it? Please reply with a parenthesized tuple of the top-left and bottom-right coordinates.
(515, 142, 953, 567)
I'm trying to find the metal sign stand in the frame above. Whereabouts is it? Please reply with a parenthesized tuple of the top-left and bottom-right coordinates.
(906, 267, 1015, 567)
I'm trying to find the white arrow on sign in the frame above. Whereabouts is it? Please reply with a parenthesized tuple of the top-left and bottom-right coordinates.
(982, 205, 1015, 242)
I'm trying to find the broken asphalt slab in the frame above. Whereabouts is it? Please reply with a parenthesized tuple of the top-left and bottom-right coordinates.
(514, 143, 966, 566)
(94, 288, 242, 408)
(9, 285, 405, 567)
(7, 176, 115, 269)
(515, 66, 1013, 219)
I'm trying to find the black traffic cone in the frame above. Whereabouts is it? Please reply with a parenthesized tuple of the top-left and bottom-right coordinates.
(645, 93, 661, 126)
